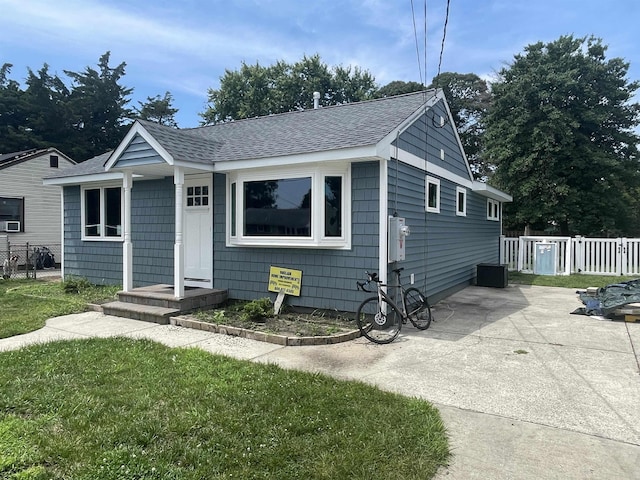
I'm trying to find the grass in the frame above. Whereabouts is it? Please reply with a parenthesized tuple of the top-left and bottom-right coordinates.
(0, 338, 450, 479)
(509, 271, 639, 289)
(0, 278, 119, 339)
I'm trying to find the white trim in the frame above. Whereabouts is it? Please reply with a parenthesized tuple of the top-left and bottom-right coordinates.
(396, 147, 473, 188)
(44, 172, 125, 186)
(105, 121, 174, 170)
(174, 167, 185, 298)
(60, 189, 65, 280)
(425, 176, 440, 213)
(226, 163, 351, 249)
(122, 172, 133, 292)
(214, 145, 378, 172)
(456, 187, 467, 217)
(379, 158, 389, 280)
(394, 147, 512, 201)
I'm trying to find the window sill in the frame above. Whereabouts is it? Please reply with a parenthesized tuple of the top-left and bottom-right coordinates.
(81, 237, 123, 242)
(228, 237, 350, 249)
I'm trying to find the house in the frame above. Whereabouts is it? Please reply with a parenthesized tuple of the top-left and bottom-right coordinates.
(1, 147, 76, 251)
(44, 90, 511, 314)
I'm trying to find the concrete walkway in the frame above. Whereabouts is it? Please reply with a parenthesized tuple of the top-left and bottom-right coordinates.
(1, 284, 639, 479)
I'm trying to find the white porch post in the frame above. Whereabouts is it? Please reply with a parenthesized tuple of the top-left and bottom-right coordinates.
(174, 167, 185, 298)
(122, 171, 133, 292)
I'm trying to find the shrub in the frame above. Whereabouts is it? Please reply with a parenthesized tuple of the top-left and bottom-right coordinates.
(242, 297, 273, 321)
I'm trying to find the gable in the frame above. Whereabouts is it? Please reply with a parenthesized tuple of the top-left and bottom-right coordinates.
(111, 133, 166, 168)
(394, 98, 473, 181)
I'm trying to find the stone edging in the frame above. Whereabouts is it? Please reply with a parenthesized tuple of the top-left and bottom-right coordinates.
(170, 315, 360, 346)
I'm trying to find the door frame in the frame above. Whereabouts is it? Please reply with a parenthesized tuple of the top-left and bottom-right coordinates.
(183, 173, 213, 288)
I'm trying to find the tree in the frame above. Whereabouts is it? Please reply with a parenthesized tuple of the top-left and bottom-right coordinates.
(430, 73, 493, 179)
(485, 35, 640, 236)
(375, 80, 424, 98)
(0, 63, 31, 153)
(201, 54, 377, 124)
(134, 91, 179, 127)
(23, 64, 72, 151)
(64, 51, 133, 160)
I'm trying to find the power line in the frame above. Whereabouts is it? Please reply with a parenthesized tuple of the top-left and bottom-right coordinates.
(436, 0, 451, 79)
(410, 0, 423, 85)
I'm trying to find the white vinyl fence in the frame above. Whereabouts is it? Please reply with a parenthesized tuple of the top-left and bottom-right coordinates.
(500, 236, 640, 276)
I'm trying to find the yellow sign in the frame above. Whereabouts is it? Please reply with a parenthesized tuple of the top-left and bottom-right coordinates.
(268, 266, 302, 296)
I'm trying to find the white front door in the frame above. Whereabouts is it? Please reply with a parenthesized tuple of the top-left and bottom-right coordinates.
(184, 175, 213, 287)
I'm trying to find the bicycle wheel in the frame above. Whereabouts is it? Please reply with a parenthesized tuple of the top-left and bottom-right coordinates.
(404, 287, 432, 330)
(355, 296, 402, 344)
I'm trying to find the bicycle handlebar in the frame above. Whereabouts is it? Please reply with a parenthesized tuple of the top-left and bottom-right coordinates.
(356, 271, 380, 292)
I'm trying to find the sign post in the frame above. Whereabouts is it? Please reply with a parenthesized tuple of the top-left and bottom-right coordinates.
(268, 266, 303, 314)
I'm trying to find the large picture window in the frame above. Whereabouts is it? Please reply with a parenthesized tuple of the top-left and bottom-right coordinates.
(82, 186, 123, 240)
(228, 165, 350, 248)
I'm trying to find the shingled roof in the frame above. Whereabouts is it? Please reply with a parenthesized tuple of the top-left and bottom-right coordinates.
(183, 90, 437, 162)
(47, 90, 438, 179)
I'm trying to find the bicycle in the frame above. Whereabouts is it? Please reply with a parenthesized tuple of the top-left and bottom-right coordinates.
(355, 267, 432, 344)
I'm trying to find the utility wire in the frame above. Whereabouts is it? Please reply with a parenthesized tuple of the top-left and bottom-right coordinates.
(436, 0, 451, 79)
(410, 0, 423, 85)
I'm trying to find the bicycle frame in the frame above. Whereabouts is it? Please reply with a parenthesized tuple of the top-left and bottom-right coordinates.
(358, 270, 410, 320)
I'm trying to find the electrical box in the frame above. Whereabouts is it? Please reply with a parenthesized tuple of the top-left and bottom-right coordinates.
(388, 216, 410, 262)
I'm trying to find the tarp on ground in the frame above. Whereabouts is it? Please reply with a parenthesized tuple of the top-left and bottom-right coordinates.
(573, 279, 640, 316)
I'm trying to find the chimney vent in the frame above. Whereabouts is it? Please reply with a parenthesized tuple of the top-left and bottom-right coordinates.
(313, 91, 320, 109)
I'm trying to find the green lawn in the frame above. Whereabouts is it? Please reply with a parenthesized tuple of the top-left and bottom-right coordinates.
(0, 338, 450, 479)
(0, 279, 119, 339)
(508, 271, 639, 289)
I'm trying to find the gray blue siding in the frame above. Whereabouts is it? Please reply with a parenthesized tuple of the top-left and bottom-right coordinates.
(63, 178, 175, 286)
(389, 105, 501, 302)
(213, 162, 380, 314)
(396, 99, 471, 179)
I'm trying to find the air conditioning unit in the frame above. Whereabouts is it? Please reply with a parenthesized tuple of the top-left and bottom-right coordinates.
(3, 221, 20, 232)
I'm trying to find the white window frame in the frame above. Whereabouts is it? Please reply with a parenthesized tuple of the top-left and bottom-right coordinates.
(487, 198, 500, 221)
(425, 176, 440, 213)
(81, 184, 124, 241)
(456, 186, 467, 217)
(227, 164, 351, 249)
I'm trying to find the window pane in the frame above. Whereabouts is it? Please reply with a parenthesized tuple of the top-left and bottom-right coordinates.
(0, 197, 23, 222)
(325, 176, 342, 237)
(105, 187, 122, 237)
(458, 192, 465, 212)
(85, 189, 101, 236)
(428, 183, 438, 209)
(244, 178, 311, 237)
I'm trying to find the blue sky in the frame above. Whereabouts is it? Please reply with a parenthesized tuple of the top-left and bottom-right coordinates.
(1, 0, 639, 128)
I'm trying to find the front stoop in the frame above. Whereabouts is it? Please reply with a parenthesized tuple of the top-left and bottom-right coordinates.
(102, 284, 228, 324)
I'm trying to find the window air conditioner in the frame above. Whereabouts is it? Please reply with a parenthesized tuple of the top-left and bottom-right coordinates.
(4, 221, 20, 232)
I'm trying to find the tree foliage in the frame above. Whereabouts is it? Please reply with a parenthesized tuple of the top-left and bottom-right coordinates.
(134, 91, 179, 128)
(485, 35, 640, 236)
(200, 54, 377, 124)
(375, 80, 425, 98)
(0, 52, 179, 161)
(430, 72, 493, 179)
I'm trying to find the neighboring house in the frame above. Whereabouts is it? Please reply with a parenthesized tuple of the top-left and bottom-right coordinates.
(1, 147, 76, 249)
(44, 90, 511, 313)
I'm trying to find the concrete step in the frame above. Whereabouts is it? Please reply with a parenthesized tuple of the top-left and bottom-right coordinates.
(117, 287, 228, 311)
(102, 301, 179, 325)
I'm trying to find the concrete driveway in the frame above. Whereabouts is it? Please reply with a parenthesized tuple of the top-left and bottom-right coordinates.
(1, 284, 639, 479)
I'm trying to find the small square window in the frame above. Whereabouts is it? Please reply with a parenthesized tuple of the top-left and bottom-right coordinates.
(50, 155, 58, 168)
